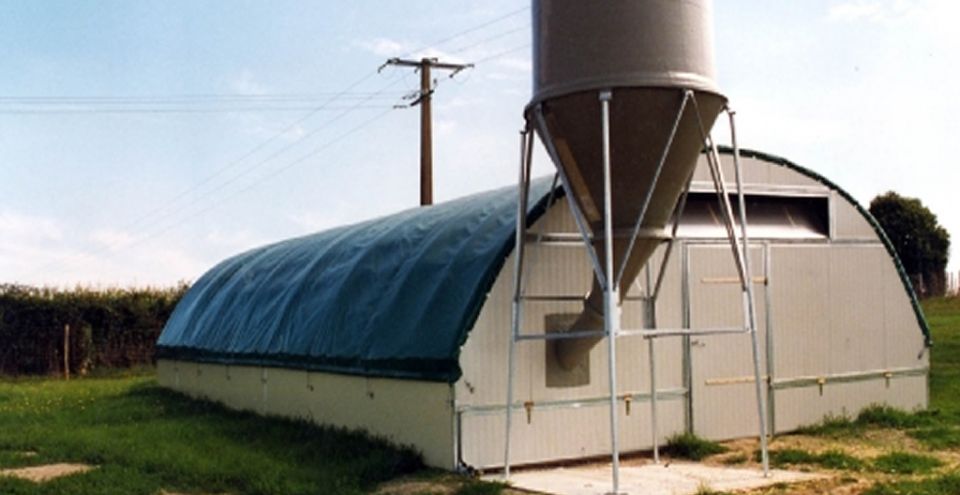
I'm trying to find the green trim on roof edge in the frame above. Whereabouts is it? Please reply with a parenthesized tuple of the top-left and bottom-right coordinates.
(719, 146, 932, 347)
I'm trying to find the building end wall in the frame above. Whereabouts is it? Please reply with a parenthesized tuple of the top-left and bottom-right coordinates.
(157, 359, 455, 469)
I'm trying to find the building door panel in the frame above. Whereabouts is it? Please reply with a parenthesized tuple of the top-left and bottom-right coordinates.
(687, 243, 769, 441)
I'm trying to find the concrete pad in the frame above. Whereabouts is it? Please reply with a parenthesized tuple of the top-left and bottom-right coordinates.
(492, 462, 823, 495)
(0, 463, 95, 483)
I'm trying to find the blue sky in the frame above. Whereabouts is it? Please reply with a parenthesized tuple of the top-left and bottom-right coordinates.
(1, 0, 957, 286)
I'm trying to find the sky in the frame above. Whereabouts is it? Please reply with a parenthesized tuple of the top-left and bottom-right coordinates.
(1, 0, 957, 287)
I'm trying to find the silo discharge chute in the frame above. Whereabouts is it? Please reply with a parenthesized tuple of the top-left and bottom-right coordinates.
(503, 0, 771, 489)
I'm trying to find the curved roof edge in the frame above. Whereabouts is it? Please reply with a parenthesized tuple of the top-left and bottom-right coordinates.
(720, 146, 932, 347)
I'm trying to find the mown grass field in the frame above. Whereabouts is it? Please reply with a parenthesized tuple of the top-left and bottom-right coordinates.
(1, 296, 958, 494)
(0, 374, 425, 495)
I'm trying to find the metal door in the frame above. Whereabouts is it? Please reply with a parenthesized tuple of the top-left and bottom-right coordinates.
(685, 243, 769, 441)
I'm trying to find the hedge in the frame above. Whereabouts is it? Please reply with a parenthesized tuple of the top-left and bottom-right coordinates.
(0, 284, 188, 376)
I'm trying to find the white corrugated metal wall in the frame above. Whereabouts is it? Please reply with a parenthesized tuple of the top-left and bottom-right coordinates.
(455, 154, 928, 469)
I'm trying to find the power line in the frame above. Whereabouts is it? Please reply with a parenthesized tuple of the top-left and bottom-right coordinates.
(473, 43, 531, 65)
(108, 76, 407, 247)
(397, 6, 529, 59)
(0, 105, 396, 115)
(114, 107, 397, 254)
(25, 5, 533, 281)
(449, 25, 528, 54)
(0, 92, 406, 102)
(112, 70, 385, 236)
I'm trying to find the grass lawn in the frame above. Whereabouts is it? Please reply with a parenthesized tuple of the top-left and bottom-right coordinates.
(0, 374, 423, 495)
(1, 297, 958, 495)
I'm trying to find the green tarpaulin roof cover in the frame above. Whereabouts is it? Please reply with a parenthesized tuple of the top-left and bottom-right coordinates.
(156, 177, 556, 383)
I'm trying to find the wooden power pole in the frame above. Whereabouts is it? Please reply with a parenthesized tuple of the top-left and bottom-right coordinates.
(383, 57, 472, 206)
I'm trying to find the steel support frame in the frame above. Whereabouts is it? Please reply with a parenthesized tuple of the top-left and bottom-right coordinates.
(503, 89, 769, 491)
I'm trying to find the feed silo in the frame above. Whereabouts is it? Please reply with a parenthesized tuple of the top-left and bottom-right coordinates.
(505, 1, 768, 488)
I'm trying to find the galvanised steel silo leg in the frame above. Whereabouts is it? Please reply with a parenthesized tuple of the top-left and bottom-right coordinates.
(691, 93, 769, 477)
(504, 125, 534, 480)
(727, 107, 770, 476)
(646, 262, 660, 464)
(599, 89, 621, 494)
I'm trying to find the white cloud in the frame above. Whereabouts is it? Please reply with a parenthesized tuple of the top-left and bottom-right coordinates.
(0, 210, 62, 243)
(357, 37, 412, 57)
(89, 228, 135, 251)
(493, 56, 531, 73)
(827, 0, 888, 22)
(229, 69, 267, 95)
(205, 228, 268, 250)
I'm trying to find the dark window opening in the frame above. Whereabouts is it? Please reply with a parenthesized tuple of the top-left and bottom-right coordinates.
(675, 193, 829, 239)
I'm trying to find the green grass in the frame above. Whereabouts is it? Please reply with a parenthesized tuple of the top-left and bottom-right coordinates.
(454, 479, 507, 495)
(720, 452, 748, 465)
(864, 472, 960, 495)
(923, 297, 960, 419)
(871, 452, 942, 475)
(662, 432, 727, 461)
(762, 448, 865, 471)
(0, 376, 422, 495)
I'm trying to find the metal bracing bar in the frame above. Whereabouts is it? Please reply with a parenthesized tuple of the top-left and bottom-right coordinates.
(532, 172, 562, 244)
(652, 172, 695, 301)
(503, 126, 534, 479)
(727, 107, 769, 476)
(646, 264, 660, 464)
(520, 294, 586, 302)
(532, 105, 608, 290)
(516, 329, 607, 341)
(688, 97, 749, 287)
(517, 326, 748, 341)
(462, 388, 689, 415)
(703, 144, 750, 285)
(616, 90, 691, 288)
(599, 89, 621, 494)
(625, 327, 749, 338)
(707, 141, 754, 292)
(527, 228, 670, 243)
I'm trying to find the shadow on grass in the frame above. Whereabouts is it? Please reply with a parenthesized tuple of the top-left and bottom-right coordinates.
(0, 378, 423, 495)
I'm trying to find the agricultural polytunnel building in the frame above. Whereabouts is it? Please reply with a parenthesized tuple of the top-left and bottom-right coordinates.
(156, 148, 930, 471)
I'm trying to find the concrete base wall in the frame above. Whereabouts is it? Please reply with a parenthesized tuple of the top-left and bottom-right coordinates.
(157, 359, 455, 469)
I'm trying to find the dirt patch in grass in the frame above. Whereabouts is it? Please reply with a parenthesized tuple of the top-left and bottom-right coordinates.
(0, 462, 95, 482)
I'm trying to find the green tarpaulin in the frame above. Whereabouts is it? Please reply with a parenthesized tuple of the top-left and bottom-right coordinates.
(157, 177, 556, 382)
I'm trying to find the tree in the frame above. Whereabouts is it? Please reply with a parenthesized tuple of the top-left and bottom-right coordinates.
(869, 191, 950, 297)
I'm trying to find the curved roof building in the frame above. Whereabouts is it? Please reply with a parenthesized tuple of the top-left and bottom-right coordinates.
(158, 148, 930, 470)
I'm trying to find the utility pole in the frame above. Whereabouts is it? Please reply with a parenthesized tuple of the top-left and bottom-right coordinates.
(382, 57, 472, 206)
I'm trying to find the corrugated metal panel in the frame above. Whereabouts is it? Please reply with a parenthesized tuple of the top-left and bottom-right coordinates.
(833, 191, 877, 239)
(770, 246, 832, 378)
(157, 359, 455, 469)
(460, 399, 686, 469)
(882, 247, 930, 369)
(690, 155, 822, 189)
(688, 244, 767, 440)
(456, 201, 688, 467)
(829, 246, 886, 374)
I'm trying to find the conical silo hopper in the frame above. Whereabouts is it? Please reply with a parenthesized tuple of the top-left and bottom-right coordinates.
(526, 0, 727, 370)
